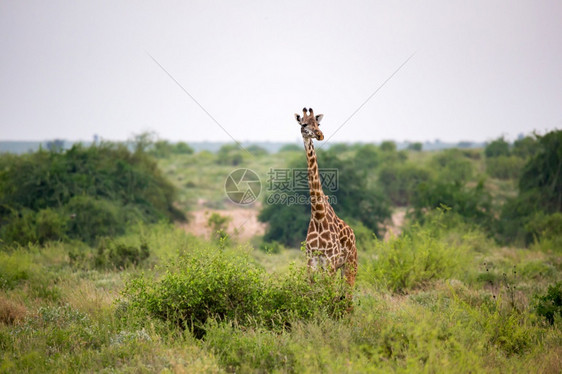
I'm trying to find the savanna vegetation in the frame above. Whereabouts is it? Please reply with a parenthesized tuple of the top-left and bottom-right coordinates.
(0, 131, 560, 373)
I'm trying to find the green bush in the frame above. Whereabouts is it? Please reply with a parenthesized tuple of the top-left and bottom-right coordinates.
(512, 135, 539, 159)
(65, 196, 123, 245)
(485, 137, 510, 158)
(216, 144, 247, 166)
(486, 155, 525, 180)
(361, 210, 472, 293)
(413, 180, 492, 227)
(378, 163, 432, 206)
(35, 208, 68, 244)
(535, 282, 562, 325)
(258, 240, 283, 254)
(122, 247, 349, 337)
(498, 130, 562, 244)
(94, 238, 150, 269)
(0, 208, 38, 245)
(353, 144, 380, 171)
(0, 251, 32, 290)
(431, 148, 474, 183)
(0, 141, 182, 246)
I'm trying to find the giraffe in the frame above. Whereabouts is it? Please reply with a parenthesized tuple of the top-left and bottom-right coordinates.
(295, 107, 358, 289)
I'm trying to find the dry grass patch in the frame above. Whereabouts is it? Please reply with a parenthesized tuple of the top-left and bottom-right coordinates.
(0, 293, 27, 325)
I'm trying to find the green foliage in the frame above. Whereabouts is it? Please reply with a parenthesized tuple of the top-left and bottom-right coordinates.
(258, 240, 283, 254)
(512, 135, 539, 158)
(0, 251, 32, 290)
(534, 282, 562, 325)
(94, 238, 150, 269)
(207, 212, 232, 244)
(431, 148, 474, 183)
(278, 143, 302, 153)
(485, 137, 510, 158)
(525, 212, 562, 245)
(353, 144, 380, 170)
(519, 130, 562, 212)
(380, 140, 397, 152)
(378, 163, 432, 206)
(499, 130, 562, 244)
(246, 144, 268, 157)
(486, 155, 526, 180)
(216, 143, 247, 166)
(413, 181, 492, 227)
(65, 196, 123, 244)
(0, 141, 181, 246)
(203, 322, 295, 372)
(35, 208, 68, 244)
(122, 247, 350, 337)
(362, 210, 472, 293)
(407, 142, 423, 151)
(259, 197, 310, 248)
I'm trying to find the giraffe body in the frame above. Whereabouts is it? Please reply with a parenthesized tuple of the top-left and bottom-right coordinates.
(296, 108, 358, 287)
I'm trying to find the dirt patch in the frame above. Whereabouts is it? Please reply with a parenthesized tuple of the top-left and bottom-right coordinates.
(384, 208, 406, 241)
(180, 200, 266, 242)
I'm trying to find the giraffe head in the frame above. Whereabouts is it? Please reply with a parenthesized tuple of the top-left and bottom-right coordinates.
(295, 107, 324, 141)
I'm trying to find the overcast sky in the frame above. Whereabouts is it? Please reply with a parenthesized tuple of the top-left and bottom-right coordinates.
(1, 1, 561, 144)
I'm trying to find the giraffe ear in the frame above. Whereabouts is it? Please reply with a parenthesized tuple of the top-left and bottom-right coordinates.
(315, 114, 324, 123)
(295, 113, 302, 124)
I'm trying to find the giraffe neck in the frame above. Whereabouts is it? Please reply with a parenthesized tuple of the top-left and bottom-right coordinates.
(303, 137, 325, 207)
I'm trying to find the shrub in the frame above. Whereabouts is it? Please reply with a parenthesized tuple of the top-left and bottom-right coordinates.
(413, 180, 492, 227)
(353, 144, 380, 171)
(35, 208, 68, 244)
(207, 212, 232, 243)
(431, 149, 474, 183)
(0, 141, 182, 246)
(278, 144, 302, 153)
(361, 210, 472, 293)
(498, 130, 562, 244)
(122, 247, 349, 337)
(0, 251, 36, 290)
(216, 144, 246, 166)
(512, 135, 539, 159)
(535, 282, 562, 325)
(0, 208, 38, 245)
(378, 163, 432, 206)
(94, 239, 150, 269)
(407, 142, 423, 151)
(65, 196, 123, 245)
(485, 137, 510, 158)
(486, 155, 525, 180)
(258, 240, 283, 254)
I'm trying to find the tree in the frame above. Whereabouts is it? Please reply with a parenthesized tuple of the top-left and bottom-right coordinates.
(485, 137, 510, 158)
(407, 142, 423, 151)
(499, 130, 562, 244)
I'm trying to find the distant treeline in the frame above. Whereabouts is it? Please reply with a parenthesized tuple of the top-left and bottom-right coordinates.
(0, 139, 489, 155)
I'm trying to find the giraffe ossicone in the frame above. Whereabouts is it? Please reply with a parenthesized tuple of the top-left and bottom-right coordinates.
(295, 107, 358, 290)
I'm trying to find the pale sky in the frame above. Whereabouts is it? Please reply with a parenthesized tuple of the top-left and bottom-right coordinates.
(1, 1, 561, 144)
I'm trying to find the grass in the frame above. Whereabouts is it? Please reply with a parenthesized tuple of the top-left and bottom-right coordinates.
(0, 220, 560, 373)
